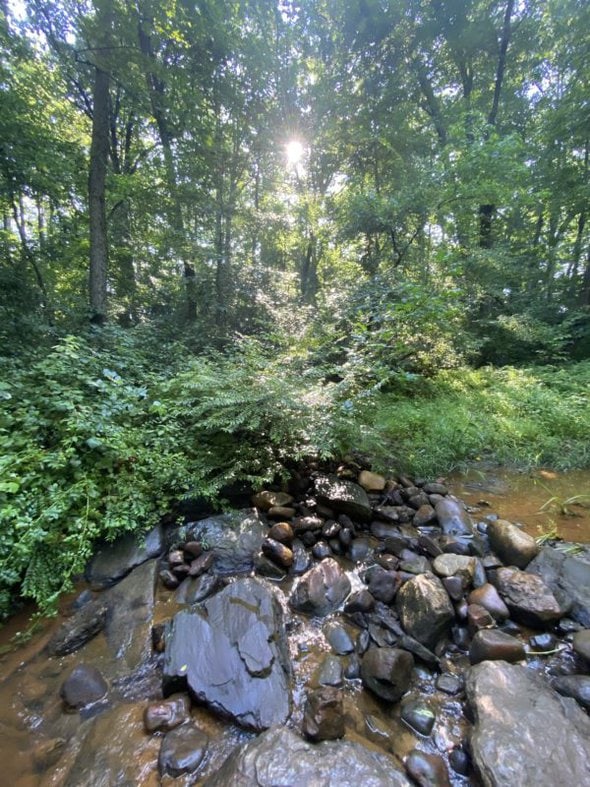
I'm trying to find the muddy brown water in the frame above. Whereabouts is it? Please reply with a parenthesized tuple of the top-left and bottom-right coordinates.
(449, 466, 590, 543)
(0, 466, 588, 785)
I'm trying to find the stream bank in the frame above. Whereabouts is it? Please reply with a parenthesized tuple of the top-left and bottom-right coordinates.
(1, 461, 590, 786)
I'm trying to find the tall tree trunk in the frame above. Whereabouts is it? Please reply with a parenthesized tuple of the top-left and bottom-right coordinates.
(88, 0, 113, 324)
(137, 16, 196, 322)
(478, 0, 515, 249)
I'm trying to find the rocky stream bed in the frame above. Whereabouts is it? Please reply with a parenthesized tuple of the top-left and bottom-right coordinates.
(2, 462, 590, 786)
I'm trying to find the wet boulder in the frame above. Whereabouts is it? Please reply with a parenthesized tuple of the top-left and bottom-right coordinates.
(252, 490, 294, 511)
(573, 629, 590, 663)
(86, 524, 164, 589)
(159, 723, 209, 778)
(467, 583, 510, 621)
(434, 499, 474, 537)
(60, 664, 108, 710)
(175, 573, 221, 605)
(466, 661, 590, 786)
(185, 510, 266, 575)
(47, 600, 107, 657)
(290, 558, 351, 617)
(315, 475, 372, 523)
(396, 573, 455, 649)
(492, 567, 564, 628)
(469, 629, 526, 664)
(552, 675, 590, 711)
(360, 647, 414, 701)
(486, 519, 539, 569)
(528, 545, 590, 626)
(144, 695, 190, 732)
(203, 726, 411, 787)
(405, 750, 451, 787)
(102, 558, 158, 670)
(163, 578, 291, 731)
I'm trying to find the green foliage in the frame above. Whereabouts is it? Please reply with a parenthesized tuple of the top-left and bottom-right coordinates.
(366, 362, 590, 477)
(0, 332, 362, 619)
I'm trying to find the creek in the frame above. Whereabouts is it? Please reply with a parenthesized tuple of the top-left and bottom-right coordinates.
(0, 465, 589, 786)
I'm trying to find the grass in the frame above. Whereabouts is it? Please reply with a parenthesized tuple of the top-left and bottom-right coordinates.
(362, 361, 590, 477)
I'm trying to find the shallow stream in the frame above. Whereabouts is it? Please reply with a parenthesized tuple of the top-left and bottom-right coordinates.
(0, 465, 588, 786)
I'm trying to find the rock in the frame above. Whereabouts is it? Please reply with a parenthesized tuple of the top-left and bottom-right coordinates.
(400, 556, 431, 574)
(60, 664, 108, 709)
(487, 519, 539, 569)
(423, 482, 448, 496)
(102, 558, 158, 670)
(449, 748, 470, 776)
(344, 589, 375, 614)
(324, 621, 355, 654)
(186, 510, 265, 575)
(261, 537, 293, 568)
(317, 655, 344, 687)
(159, 724, 209, 777)
(367, 567, 401, 604)
(432, 554, 476, 582)
(267, 522, 294, 545)
(86, 523, 164, 589)
(163, 578, 291, 731)
(442, 575, 465, 602)
(267, 505, 296, 519)
(290, 558, 351, 617)
(467, 603, 495, 634)
(467, 583, 509, 621)
(292, 540, 312, 574)
(405, 750, 451, 787)
(435, 499, 474, 537)
(160, 569, 180, 588)
(312, 542, 332, 560)
(436, 673, 463, 695)
(396, 573, 455, 649)
(294, 515, 324, 534)
(175, 573, 220, 604)
(492, 567, 564, 627)
(408, 492, 430, 510)
(254, 552, 287, 579)
(528, 546, 590, 626)
(47, 601, 107, 657)
(183, 540, 202, 559)
(144, 695, 190, 732)
(466, 661, 590, 786)
(528, 632, 557, 651)
(401, 698, 435, 736)
(315, 475, 372, 522)
(358, 470, 386, 492)
(360, 647, 414, 701)
(252, 490, 294, 510)
(553, 675, 590, 710)
(469, 629, 526, 664)
(203, 726, 410, 786)
(413, 505, 437, 527)
(186, 552, 213, 578)
(302, 687, 345, 741)
(349, 537, 372, 562)
(573, 629, 590, 662)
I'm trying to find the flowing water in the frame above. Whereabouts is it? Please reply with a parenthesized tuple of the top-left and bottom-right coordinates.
(0, 466, 588, 785)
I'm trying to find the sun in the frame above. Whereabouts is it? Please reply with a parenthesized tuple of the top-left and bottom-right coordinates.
(285, 139, 304, 166)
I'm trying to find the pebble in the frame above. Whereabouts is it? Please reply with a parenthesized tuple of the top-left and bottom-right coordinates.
(405, 749, 451, 787)
(469, 629, 526, 665)
(573, 629, 590, 662)
(401, 699, 436, 736)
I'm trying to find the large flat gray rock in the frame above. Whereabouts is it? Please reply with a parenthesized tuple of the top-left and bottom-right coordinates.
(466, 661, 590, 786)
(86, 524, 164, 589)
(203, 726, 410, 787)
(163, 578, 291, 731)
(528, 545, 590, 626)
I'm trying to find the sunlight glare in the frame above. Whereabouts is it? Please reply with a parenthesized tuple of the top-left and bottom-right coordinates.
(286, 140, 304, 166)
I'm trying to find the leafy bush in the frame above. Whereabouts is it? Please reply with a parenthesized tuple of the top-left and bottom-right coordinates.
(0, 333, 361, 619)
